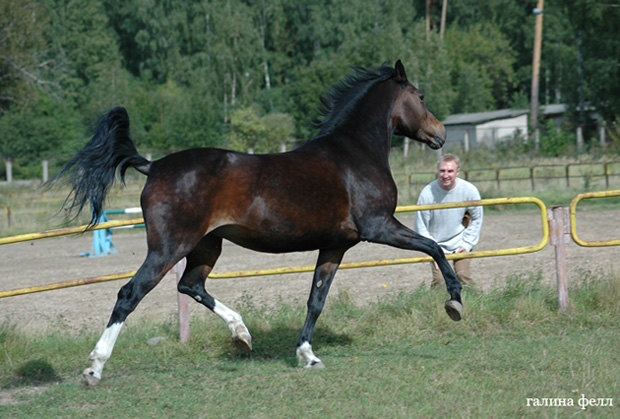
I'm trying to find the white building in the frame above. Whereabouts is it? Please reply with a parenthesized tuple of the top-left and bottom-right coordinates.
(441, 104, 602, 151)
(442, 109, 528, 151)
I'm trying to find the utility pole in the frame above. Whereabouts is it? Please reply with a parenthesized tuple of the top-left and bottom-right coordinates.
(426, 0, 431, 41)
(530, 0, 545, 137)
(440, 0, 448, 40)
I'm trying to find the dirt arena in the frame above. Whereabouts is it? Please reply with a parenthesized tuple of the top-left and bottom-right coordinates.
(1, 210, 618, 335)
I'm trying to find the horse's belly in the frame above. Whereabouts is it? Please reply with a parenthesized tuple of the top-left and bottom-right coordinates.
(212, 224, 358, 253)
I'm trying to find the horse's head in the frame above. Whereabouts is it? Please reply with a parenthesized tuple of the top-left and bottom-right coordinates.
(390, 60, 446, 150)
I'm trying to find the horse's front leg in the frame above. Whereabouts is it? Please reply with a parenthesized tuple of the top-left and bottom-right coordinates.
(296, 248, 347, 369)
(363, 216, 463, 321)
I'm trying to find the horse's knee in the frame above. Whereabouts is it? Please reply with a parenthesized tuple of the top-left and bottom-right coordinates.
(117, 282, 134, 301)
(428, 240, 445, 261)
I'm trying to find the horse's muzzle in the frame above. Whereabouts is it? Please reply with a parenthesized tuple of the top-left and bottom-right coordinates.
(429, 121, 447, 149)
(427, 135, 445, 150)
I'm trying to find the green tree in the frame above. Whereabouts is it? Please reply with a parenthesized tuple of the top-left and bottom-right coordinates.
(0, 0, 81, 165)
(229, 105, 266, 153)
(127, 79, 224, 151)
(0, 0, 59, 112)
(262, 112, 295, 151)
(445, 22, 517, 113)
(0, 94, 79, 162)
(40, 0, 131, 120)
(552, 0, 620, 122)
(102, 0, 183, 82)
(229, 105, 294, 153)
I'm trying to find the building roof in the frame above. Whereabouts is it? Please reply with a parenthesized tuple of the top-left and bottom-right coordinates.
(441, 103, 598, 127)
(540, 104, 567, 115)
(443, 109, 528, 126)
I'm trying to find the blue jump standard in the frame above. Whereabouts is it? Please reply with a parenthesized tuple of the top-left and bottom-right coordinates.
(81, 213, 117, 257)
(81, 207, 144, 257)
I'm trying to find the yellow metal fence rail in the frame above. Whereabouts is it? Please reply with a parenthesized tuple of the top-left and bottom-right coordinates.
(0, 218, 145, 245)
(569, 189, 620, 247)
(0, 197, 548, 298)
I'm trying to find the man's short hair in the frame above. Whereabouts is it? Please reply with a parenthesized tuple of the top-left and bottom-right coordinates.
(437, 153, 461, 170)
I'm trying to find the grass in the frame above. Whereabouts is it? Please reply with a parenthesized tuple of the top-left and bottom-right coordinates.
(1, 272, 618, 417)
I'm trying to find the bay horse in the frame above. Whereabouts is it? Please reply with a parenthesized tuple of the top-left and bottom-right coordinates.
(55, 60, 462, 386)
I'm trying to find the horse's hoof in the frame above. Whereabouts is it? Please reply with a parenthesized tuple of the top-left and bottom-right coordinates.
(444, 299, 463, 321)
(304, 360, 326, 369)
(233, 328, 252, 352)
(82, 368, 101, 386)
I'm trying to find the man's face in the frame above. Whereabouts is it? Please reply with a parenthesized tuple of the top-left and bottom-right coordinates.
(437, 160, 459, 190)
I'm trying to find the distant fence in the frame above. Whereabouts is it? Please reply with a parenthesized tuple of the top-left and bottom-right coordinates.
(395, 161, 620, 191)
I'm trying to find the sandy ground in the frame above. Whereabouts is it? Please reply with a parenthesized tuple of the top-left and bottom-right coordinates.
(1, 211, 618, 335)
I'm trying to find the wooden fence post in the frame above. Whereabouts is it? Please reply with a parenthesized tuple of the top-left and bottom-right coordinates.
(5, 160, 12, 183)
(604, 163, 610, 188)
(463, 130, 470, 152)
(174, 258, 190, 343)
(42, 160, 49, 183)
(548, 206, 570, 311)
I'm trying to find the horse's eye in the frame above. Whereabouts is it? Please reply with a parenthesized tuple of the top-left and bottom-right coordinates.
(420, 94, 425, 101)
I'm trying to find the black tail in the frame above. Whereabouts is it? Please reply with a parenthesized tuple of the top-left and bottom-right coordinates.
(52, 107, 151, 226)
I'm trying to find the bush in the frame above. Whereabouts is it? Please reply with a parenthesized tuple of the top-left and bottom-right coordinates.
(538, 120, 575, 157)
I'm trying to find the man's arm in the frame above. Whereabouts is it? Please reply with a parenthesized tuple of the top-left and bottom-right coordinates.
(461, 186, 483, 251)
(414, 187, 434, 240)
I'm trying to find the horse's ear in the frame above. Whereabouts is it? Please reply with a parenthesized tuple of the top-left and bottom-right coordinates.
(394, 60, 408, 83)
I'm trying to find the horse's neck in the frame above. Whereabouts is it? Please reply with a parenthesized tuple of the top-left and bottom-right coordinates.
(340, 90, 395, 160)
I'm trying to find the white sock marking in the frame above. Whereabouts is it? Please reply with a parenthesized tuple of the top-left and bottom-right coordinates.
(86, 322, 124, 379)
(296, 341, 322, 368)
(213, 299, 248, 339)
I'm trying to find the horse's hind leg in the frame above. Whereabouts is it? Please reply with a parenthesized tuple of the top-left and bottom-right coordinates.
(177, 234, 252, 351)
(82, 251, 176, 386)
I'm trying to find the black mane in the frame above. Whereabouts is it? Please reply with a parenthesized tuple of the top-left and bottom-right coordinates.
(313, 63, 396, 137)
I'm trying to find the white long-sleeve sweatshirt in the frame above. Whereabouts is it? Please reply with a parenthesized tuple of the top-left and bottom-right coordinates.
(413, 178, 483, 253)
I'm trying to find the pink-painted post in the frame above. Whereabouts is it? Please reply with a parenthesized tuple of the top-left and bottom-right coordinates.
(547, 206, 569, 311)
(174, 258, 191, 342)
